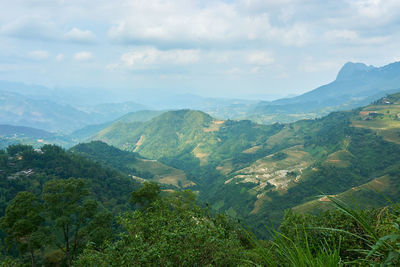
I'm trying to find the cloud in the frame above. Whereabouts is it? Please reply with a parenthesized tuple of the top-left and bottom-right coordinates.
(110, 47, 200, 70)
(106, 1, 312, 48)
(324, 29, 390, 45)
(64, 27, 96, 43)
(28, 50, 49, 60)
(246, 51, 274, 66)
(0, 17, 59, 41)
(56, 53, 65, 61)
(73, 51, 93, 61)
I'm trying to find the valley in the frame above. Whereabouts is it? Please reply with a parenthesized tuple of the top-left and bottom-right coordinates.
(3, 1, 400, 264)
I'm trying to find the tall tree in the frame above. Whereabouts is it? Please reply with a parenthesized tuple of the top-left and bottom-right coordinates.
(0, 192, 46, 267)
(42, 178, 97, 266)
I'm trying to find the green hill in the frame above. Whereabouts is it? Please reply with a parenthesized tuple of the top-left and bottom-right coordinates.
(88, 95, 400, 238)
(70, 141, 194, 188)
(0, 144, 139, 217)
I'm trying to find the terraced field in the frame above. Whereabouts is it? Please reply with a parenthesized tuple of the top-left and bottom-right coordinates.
(226, 145, 315, 213)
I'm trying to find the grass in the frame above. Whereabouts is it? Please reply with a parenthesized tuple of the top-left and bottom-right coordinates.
(245, 194, 400, 266)
(293, 175, 395, 214)
(131, 158, 194, 188)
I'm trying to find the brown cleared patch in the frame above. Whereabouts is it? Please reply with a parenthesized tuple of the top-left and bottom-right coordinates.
(158, 176, 196, 188)
(216, 160, 234, 175)
(251, 193, 272, 214)
(318, 195, 335, 202)
(203, 120, 224, 132)
(193, 146, 209, 165)
(242, 145, 261, 154)
(133, 135, 145, 152)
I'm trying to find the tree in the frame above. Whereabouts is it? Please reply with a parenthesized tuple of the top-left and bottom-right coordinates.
(42, 178, 97, 266)
(76, 190, 248, 266)
(130, 181, 161, 209)
(0, 192, 46, 267)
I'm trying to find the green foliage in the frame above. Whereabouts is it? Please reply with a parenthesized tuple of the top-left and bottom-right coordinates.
(0, 144, 137, 217)
(130, 182, 161, 208)
(75, 190, 250, 267)
(272, 151, 287, 161)
(0, 192, 47, 266)
(42, 178, 97, 265)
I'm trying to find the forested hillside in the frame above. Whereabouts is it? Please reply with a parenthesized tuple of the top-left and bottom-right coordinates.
(70, 141, 195, 188)
(3, 94, 400, 265)
(90, 93, 400, 239)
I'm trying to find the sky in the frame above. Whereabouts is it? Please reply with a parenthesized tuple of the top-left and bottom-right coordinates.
(0, 0, 399, 99)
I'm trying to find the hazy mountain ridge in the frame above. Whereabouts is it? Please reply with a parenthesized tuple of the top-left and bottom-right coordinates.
(249, 61, 400, 124)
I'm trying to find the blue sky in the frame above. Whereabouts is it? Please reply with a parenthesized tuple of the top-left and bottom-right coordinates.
(0, 0, 399, 99)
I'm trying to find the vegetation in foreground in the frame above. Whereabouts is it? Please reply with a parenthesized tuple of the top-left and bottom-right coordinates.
(2, 177, 400, 266)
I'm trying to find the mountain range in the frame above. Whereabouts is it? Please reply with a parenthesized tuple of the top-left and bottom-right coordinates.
(2, 61, 400, 238)
(86, 92, 400, 237)
(246, 62, 400, 124)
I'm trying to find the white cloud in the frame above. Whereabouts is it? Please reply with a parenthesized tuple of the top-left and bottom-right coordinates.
(106, 1, 312, 47)
(56, 53, 65, 61)
(64, 27, 96, 43)
(73, 51, 93, 61)
(246, 51, 274, 65)
(111, 47, 200, 70)
(324, 29, 390, 45)
(28, 50, 49, 60)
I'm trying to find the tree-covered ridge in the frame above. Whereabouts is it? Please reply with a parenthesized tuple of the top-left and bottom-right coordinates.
(70, 141, 195, 189)
(0, 144, 138, 218)
(92, 109, 284, 162)
(217, 96, 400, 236)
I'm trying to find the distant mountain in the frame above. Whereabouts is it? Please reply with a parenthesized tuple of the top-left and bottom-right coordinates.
(0, 90, 92, 132)
(0, 124, 54, 138)
(250, 61, 400, 124)
(0, 88, 151, 133)
(77, 102, 149, 122)
(115, 110, 164, 123)
(0, 124, 55, 149)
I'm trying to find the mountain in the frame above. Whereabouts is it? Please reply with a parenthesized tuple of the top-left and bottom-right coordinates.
(90, 93, 400, 238)
(214, 93, 400, 236)
(114, 110, 165, 123)
(0, 90, 93, 132)
(0, 88, 151, 133)
(0, 124, 56, 149)
(0, 124, 54, 138)
(77, 102, 150, 122)
(92, 109, 284, 168)
(249, 61, 400, 124)
(70, 141, 195, 188)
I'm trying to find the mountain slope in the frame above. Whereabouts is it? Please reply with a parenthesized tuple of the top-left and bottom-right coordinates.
(214, 93, 400, 236)
(249, 61, 400, 124)
(92, 109, 285, 170)
(89, 93, 400, 238)
(0, 144, 139, 216)
(0, 124, 54, 138)
(0, 90, 92, 132)
(70, 141, 194, 188)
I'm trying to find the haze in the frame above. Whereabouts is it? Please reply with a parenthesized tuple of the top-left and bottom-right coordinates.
(0, 0, 399, 99)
